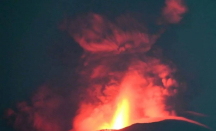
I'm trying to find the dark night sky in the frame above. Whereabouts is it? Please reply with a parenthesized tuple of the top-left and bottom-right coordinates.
(1, 0, 216, 130)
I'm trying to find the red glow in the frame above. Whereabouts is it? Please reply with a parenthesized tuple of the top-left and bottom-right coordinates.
(6, 1, 208, 131)
(72, 68, 180, 131)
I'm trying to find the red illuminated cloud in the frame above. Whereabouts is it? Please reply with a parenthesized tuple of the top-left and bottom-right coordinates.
(162, 0, 187, 23)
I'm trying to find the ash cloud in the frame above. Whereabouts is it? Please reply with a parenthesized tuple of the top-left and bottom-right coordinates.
(5, 0, 188, 131)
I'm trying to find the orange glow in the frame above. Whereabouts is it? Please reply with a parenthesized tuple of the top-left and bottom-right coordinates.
(111, 99, 130, 130)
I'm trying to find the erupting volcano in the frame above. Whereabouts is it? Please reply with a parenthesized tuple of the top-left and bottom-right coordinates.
(5, 0, 211, 131)
(70, 0, 190, 130)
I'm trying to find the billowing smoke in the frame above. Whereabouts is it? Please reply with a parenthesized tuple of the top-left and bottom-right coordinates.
(5, 0, 189, 131)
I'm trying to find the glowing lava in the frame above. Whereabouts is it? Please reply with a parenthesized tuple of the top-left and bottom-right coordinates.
(98, 98, 130, 130)
(111, 99, 130, 130)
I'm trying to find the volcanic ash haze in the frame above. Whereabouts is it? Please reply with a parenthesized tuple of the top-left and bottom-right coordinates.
(6, 0, 208, 131)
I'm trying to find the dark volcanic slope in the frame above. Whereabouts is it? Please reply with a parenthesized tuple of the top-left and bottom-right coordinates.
(119, 120, 211, 131)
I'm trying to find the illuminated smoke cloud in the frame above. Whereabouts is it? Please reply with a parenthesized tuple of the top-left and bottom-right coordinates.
(68, 1, 187, 131)
(162, 0, 187, 23)
(5, 0, 188, 131)
(69, 14, 158, 53)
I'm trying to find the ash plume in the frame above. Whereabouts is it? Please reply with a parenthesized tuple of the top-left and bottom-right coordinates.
(5, 0, 189, 131)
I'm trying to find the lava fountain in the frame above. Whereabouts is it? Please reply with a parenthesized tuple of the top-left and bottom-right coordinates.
(100, 98, 130, 130)
(111, 98, 130, 130)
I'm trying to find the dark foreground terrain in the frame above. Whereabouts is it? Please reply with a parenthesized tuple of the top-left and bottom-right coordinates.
(100, 120, 211, 131)
(121, 120, 210, 131)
